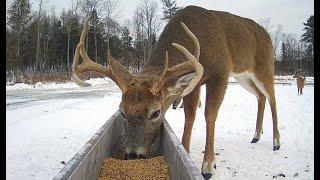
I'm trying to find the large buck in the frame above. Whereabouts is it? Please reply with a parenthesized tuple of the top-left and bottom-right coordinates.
(72, 6, 280, 179)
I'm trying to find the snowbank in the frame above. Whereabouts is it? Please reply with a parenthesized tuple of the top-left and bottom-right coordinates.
(6, 76, 314, 91)
(6, 77, 113, 91)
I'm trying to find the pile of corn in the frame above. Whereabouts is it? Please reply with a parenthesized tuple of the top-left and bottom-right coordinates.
(98, 156, 170, 180)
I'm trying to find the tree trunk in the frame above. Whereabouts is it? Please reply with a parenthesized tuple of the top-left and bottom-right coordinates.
(94, 26, 98, 63)
(17, 33, 20, 63)
(36, 0, 43, 72)
(67, 28, 71, 71)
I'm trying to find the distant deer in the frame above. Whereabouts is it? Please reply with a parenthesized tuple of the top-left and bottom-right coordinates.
(293, 72, 306, 95)
(72, 6, 280, 179)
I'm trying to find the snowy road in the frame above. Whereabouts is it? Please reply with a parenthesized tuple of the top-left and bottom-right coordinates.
(6, 79, 314, 180)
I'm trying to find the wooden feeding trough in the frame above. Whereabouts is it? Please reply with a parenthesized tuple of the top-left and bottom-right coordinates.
(53, 111, 204, 180)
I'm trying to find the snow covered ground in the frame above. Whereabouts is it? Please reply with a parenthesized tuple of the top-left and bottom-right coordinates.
(6, 77, 314, 180)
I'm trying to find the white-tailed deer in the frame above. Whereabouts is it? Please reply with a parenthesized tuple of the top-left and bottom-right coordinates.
(72, 6, 280, 179)
(293, 72, 306, 95)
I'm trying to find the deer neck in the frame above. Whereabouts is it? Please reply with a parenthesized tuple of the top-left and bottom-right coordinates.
(138, 35, 191, 80)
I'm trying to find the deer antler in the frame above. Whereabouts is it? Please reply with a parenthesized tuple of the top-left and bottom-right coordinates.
(150, 22, 203, 97)
(72, 21, 129, 92)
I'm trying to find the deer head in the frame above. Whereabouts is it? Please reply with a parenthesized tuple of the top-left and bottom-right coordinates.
(293, 69, 303, 78)
(72, 21, 203, 159)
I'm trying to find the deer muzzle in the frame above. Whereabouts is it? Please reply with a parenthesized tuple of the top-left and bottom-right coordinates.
(124, 121, 162, 159)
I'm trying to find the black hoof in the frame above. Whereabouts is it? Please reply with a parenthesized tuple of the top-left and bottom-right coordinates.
(202, 173, 212, 180)
(251, 138, 260, 143)
(172, 107, 177, 109)
(273, 146, 280, 151)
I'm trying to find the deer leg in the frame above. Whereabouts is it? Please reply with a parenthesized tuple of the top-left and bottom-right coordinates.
(234, 77, 266, 143)
(251, 94, 266, 143)
(268, 92, 280, 151)
(180, 101, 184, 108)
(172, 98, 182, 109)
(182, 86, 201, 153)
(201, 77, 228, 179)
(252, 75, 280, 151)
(198, 89, 202, 107)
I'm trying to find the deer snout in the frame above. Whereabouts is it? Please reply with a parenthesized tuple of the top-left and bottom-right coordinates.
(125, 146, 147, 160)
(125, 152, 137, 160)
(124, 152, 147, 160)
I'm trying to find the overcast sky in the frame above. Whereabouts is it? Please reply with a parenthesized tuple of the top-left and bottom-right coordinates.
(8, 0, 314, 37)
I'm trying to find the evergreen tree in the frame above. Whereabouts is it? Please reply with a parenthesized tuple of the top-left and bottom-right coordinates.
(161, 0, 180, 20)
(121, 26, 133, 51)
(301, 15, 314, 45)
(109, 35, 123, 59)
(121, 26, 133, 67)
(7, 0, 32, 68)
(281, 42, 287, 61)
(301, 15, 313, 59)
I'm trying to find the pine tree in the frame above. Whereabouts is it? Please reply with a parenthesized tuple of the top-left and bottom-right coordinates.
(109, 35, 123, 59)
(161, 0, 180, 21)
(281, 42, 287, 61)
(301, 15, 314, 45)
(301, 15, 313, 59)
(7, 0, 32, 68)
(121, 26, 133, 68)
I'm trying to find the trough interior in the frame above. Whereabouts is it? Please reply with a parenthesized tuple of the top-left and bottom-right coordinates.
(53, 111, 203, 180)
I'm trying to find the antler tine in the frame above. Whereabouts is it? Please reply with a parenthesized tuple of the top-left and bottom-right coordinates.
(172, 42, 203, 97)
(72, 21, 127, 91)
(164, 51, 169, 70)
(149, 51, 169, 95)
(180, 22, 200, 59)
(150, 22, 203, 97)
(72, 20, 90, 87)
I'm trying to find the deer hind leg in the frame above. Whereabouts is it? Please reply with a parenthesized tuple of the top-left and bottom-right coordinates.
(251, 73, 280, 151)
(234, 74, 266, 143)
(181, 86, 201, 153)
(252, 93, 266, 143)
(201, 76, 228, 179)
(298, 87, 301, 95)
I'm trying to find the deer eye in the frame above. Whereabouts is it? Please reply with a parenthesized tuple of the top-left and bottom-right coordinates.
(150, 110, 161, 119)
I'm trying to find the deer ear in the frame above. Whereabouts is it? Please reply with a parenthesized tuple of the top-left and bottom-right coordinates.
(165, 72, 196, 96)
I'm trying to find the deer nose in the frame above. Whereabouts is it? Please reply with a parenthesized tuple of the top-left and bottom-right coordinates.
(125, 152, 138, 160)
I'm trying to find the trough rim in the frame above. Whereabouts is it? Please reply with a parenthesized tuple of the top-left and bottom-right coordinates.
(53, 111, 120, 180)
(53, 110, 204, 180)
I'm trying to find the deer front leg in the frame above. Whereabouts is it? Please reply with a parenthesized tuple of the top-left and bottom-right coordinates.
(202, 77, 228, 179)
(182, 86, 200, 153)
